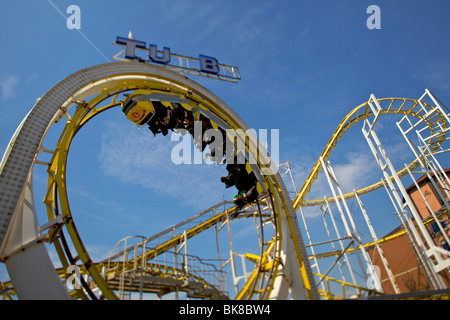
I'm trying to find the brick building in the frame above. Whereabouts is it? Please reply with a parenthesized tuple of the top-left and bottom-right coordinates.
(369, 169, 450, 294)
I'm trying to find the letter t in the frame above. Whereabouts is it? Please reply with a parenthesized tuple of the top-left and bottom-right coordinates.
(115, 37, 146, 60)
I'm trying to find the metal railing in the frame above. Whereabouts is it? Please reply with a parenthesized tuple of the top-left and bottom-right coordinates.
(106, 235, 228, 299)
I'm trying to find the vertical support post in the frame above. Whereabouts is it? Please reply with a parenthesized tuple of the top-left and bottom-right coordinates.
(319, 157, 377, 289)
(353, 190, 399, 293)
(362, 95, 447, 289)
(321, 198, 354, 287)
(183, 230, 188, 275)
(395, 90, 450, 275)
(404, 165, 450, 247)
(416, 129, 450, 208)
(298, 206, 325, 292)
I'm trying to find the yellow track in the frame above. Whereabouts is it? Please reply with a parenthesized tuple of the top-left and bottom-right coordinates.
(293, 97, 448, 209)
(40, 95, 450, 299)
(41, 68, 314, 300)
(4, 60, 447, 300)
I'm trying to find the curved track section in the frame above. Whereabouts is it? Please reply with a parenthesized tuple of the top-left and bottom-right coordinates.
(292, 91, 450, 299)
(0, 62, 318, 300)
(293, 95, 449, 209)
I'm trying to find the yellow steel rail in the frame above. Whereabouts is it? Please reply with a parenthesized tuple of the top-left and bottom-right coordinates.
(310, 227, 407, 261)
(293, 98, 449, 209)
(311, 209, 449, 260)
(0, 281, 16, 300)
(134, 208, 235, 263)
(42, 72, 311, 300)
(7, 61, 448, 300)
(235, 239, 280, 300)
(45, 102, 120, 300)
(102, 262, 226, 299)
(13, 84, 449, 300)
(51, 260, 226, 299)
(313, 272, 383, 300)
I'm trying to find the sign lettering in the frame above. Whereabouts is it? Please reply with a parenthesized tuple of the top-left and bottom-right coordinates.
(113, 35, 241, 83)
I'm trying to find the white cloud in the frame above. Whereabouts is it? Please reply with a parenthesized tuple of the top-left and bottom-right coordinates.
(332, 152, 378, 193)
(0, 75, 19, 100)
(26, 73, 38, 85)
(284, 146, 380, 218)
(98, 121, 233, 210)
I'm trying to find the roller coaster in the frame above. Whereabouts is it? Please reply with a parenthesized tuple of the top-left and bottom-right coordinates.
(0, 61, 449, 300)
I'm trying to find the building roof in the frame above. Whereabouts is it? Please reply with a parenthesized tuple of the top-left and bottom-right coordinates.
(405, 168, 450, 193)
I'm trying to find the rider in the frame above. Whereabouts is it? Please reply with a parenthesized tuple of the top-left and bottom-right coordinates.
(123, 94, 258, 209)
(221, 154, 259, 209)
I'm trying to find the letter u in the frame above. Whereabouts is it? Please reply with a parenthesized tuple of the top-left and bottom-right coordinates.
(149, 45, 171, 64)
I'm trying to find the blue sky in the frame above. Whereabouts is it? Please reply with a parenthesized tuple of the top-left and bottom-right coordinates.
(1, 0, 450, 295)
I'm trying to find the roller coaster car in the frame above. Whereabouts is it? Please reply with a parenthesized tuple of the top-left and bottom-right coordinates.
(122, 92, 259, 210)
(122, 94, 157, 126)
(121, 92, 193, 136)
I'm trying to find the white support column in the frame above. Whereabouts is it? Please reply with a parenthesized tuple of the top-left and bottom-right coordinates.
(395, 90, 450, 275)
(404, 165, 450, 248)
(354, 190, 399, 293)
(362, 96, 447, 289)
(319, 157, 377, 289)
(268, 209, 308, 300)
(416, 129, 450, 208)
(0, 169, 71, 300)
(321, 198, 354, 287)
(367, 94, 383, 132)
(396, 92, 450, 214)
(298, 206, 325, 292)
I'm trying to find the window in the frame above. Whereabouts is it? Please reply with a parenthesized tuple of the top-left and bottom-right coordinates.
(441, 239, 450, 251)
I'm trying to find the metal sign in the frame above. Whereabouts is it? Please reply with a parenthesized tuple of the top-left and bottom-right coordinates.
(113, 35, 241, 83)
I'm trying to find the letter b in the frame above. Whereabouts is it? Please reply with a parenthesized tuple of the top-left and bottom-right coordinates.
(199, 55, 219, 74)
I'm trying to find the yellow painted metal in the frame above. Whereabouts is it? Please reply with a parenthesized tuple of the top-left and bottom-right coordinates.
(311, 210, 449, 260)
(136, 207, 238, 263)
(293, 98, 449, 210)
(44, 82, 157, 299)
(125, 100, 154, 124)
(41, 75, 308, 300)
(125, 200, 268, 263)
(83, 261, 225, 299)
(313, 272, 383, 300)
(43, 78, 447, 301)
(287, 96, 450, 300)
(50, 102, 118, 300)
(0, 281, 16, 300)
(235, 239, 280, 300)
(245, 249, 275, 272)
